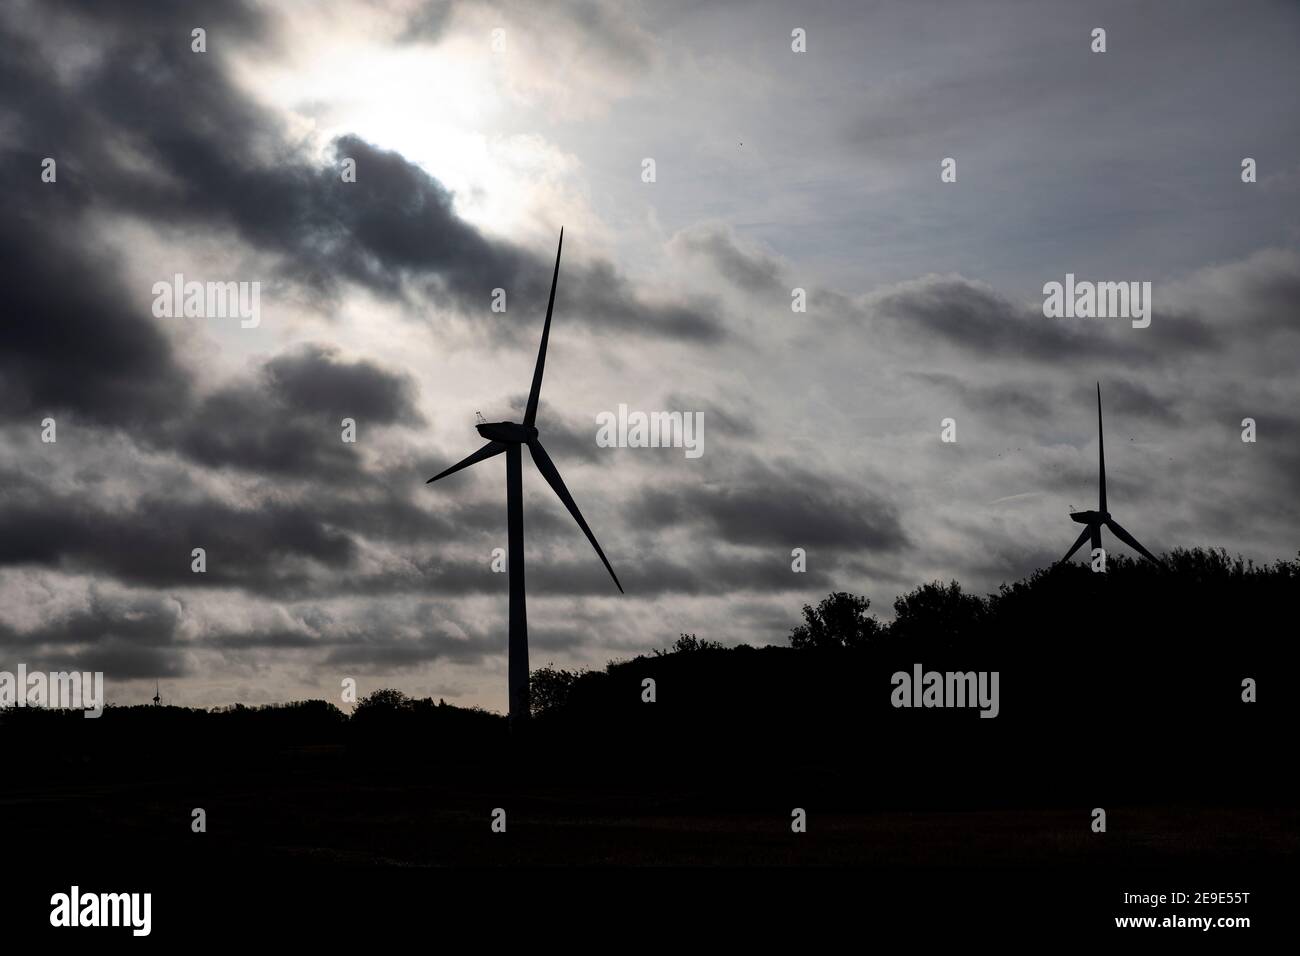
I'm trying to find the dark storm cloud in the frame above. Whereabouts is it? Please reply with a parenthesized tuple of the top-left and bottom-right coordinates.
(1173, 247, 1300, 340)
(320, 618, 502, 670)
(662, 391, 757, 440)
(1233, 411, 1300, 502)
(150, 344, 423, 479)
(1236, 267, 1300, 337)
(415, 547, 837, 598)
(603, 550, 835, 596)
(47, 640, 186, 681)
(0, 589, 187, 679)
(0, 9, 194, 426)
(399, 0, 454, 42)
(0, 1, 250, 427)
(208, 630, 321, 651)
(358, 513, 839, 599)
(0, 590, 180, 649)
(631, 455, 907, 553)
(909, 372, 1054, 421)
(39, 0, 266, 37)
(910, 372, 1181, 427)
(318, 134, 531, 302)
(265, 345, 423, 424)
(182, 112, 714, 341)
(0, 479, 555, 600)
(1092, 379, 1182, 426)
(0, 449, 625, 601)
(564, 257, 724, 342)
(668, 221, 785, 295)
(0, 212, 192, 426)
(872, 274, 1219, 362)
(0, 491, 355, 595)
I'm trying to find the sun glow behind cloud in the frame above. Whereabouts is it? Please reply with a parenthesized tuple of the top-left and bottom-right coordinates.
(234, 28, 565, 239)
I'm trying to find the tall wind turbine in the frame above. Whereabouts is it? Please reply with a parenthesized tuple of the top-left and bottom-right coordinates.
(152, 680, 161, 706)
(1059, 384, 1161, 566)
(426, 230, 623, 728)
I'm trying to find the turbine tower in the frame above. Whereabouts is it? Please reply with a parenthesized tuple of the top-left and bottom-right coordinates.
(1059, 383, 1161, 566)
(152, 680, 161, 706)
(426, 230, 622, 728)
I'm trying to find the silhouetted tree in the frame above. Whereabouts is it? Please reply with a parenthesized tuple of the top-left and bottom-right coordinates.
(352, 688, 411, 722)
(888, 580, 986, 646)
(530, 665, 584, 717)
(788, 592, 882, 649)
(654, 633, 724, 656)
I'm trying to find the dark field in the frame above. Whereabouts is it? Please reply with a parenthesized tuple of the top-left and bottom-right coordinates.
(6, 742, 1296, 867)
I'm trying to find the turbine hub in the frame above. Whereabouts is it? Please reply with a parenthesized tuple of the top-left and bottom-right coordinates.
(476, 421, 538, 444)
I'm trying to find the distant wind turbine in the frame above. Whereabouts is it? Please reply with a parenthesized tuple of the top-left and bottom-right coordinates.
(1059, 384, 1161, 566)
(426, 230, 623, 729)
(152, 680, 161, 706)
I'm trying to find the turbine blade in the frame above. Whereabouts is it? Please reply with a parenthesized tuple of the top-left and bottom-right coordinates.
(1104, 518, 1160, 564)
(523, 229, 563, 427)
(1097, 382, 1107, 513)
(1059, 525, 1092, 565)
(527, 439, 623, 593)
(426, 441, 506, 483)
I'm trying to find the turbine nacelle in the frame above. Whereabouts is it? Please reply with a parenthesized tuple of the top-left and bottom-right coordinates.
(476, 421, 538, 444)
(1069, 510, 1107, 525)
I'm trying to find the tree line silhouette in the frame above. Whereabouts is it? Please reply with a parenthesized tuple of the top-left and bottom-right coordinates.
(3, 547, 1295, 808)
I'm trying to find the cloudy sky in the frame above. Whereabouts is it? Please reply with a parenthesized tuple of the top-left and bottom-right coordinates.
(2, 0, 1298, 712)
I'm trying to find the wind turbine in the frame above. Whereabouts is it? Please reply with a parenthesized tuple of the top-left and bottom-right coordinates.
(426, 230, 623, 728)
(152, 680, 161, 706)
(1059, 383, 1161, 566)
